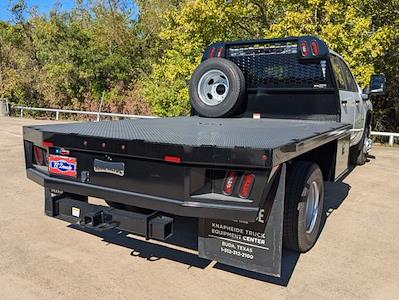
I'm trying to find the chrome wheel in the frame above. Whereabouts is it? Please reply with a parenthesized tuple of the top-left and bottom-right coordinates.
(197, 69, 230, 106)
(305, 181, 320, 233)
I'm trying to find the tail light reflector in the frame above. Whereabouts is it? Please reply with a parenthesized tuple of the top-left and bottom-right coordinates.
(239, 172, 255, 199)
(223, 171, 238, 195)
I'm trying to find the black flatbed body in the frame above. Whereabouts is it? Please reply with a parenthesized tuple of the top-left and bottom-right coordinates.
(24, 117, 350, 169)
(23, 116, 350, 222)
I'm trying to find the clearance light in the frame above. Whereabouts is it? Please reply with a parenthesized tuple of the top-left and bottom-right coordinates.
(311, 40, 319, 56)
(300, 41, 309, 57)
(239, 172, 255, 199)
(42, 141, 54, 148)
(217, 47, 224, 57)
(223, 171, 238, 196)
(209, 47, 216, 58)
(164, 155, 181, 164)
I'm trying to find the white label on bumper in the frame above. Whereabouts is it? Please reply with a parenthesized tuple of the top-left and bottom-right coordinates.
(72, 207, 80, 217)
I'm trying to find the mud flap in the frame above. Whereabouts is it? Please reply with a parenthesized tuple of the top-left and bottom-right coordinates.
(198, 164, 286, 277)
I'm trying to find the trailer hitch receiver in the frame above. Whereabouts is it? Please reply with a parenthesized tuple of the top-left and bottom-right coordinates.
(45, 191, 174, 241)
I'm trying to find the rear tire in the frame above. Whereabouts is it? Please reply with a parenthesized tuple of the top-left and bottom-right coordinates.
(283, 161, 324, 253)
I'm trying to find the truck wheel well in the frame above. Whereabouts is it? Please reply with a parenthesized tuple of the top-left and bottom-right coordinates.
(366, 111, 372, 128)
(291, 141, 336, 181)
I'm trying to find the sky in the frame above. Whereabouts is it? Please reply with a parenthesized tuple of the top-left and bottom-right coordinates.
(0, 0, 139, 21)
(0, 0, 76, 21)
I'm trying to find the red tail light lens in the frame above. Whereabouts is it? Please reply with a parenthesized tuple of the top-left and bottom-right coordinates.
(300, 41, 309, 57)
(33, 146, 47, 166)
(164, 155, 181, 164)
(239, 172, 255, 199)
(310, 40, 319, 56)
(42, 141, 54, 148)
(209, 47, 216, 58)
(223, 171, 238, 196)
(217, 47, 224, 57)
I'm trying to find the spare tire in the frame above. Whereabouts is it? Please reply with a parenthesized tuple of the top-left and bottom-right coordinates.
(189, 58, 246, 117)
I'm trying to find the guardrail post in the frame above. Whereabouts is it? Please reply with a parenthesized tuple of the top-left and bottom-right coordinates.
(389, 135, 394, 146)
(20, 108, 23, 118)
(56, 111, 59, 120)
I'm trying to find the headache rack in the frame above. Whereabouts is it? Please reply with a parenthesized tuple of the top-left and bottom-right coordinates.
(204, 36, 332, 90)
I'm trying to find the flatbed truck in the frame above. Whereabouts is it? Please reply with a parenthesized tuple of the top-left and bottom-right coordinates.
(22, 36, 385, 277)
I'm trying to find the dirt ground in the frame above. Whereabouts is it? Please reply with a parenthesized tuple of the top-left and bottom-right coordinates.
(0, 117, 398, 299)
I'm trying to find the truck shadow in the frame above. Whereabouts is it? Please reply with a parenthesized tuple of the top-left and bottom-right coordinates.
(69, 217, 212, 270)
(68, 173, 352, 287)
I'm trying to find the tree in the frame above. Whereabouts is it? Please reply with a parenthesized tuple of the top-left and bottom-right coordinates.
(141, 0, 399, 129)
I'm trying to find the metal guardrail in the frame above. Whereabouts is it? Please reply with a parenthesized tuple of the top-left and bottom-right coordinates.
(11, 105, 399, 146)
(370, 131, 399, 146)
(14, 106, 157, 121)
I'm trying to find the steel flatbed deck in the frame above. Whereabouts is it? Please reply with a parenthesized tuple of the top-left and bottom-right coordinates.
(23, 117, 351, 168)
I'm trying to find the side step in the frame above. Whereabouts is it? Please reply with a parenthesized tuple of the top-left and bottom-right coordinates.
(45, 191, 173, 241)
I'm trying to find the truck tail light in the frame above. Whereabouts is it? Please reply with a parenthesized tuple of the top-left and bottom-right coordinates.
(311, 40, 319, 56)
(223, 171, 238, 195)
(239, 172, 255, 199)
(300, 40, 309, 57)
(33, 146, 47, 166)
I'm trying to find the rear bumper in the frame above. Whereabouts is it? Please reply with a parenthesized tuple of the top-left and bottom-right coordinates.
(27, 168, 259, 221)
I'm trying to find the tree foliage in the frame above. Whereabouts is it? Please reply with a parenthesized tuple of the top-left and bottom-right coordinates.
(0, 0, 398, 130)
